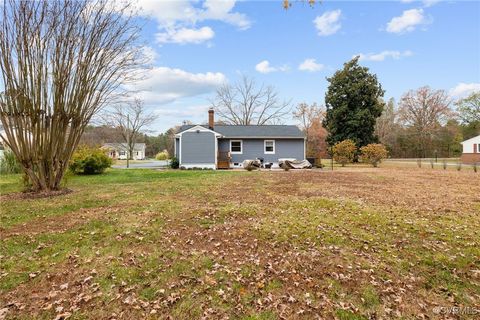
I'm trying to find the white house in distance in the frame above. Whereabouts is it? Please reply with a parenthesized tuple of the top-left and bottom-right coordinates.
(102, 143, 146, 160)
(460, 135, 480, 164)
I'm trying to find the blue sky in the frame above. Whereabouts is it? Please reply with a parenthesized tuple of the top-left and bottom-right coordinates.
(129, 0, 480, 133)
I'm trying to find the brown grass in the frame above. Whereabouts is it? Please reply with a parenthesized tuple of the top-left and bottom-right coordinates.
(0, 168, 479, 319)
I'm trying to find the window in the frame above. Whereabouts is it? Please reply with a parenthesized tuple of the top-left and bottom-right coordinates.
(264, 140, 275, 154)
(119, 151, 126, 156)
(230, 140, 242, 154)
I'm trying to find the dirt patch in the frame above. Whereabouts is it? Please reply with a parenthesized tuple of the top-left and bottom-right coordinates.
(0, 206, 122, 240)
(266, 168, 480, 213)
(0, 188, 73, 201)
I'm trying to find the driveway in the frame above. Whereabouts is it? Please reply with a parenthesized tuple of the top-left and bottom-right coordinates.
(112, 160, 169, 169)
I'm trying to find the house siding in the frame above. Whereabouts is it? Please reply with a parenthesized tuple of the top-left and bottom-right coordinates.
(218, 138, 305, 163)
(460, 135, 480, 164)
(181, 131, 216, 164)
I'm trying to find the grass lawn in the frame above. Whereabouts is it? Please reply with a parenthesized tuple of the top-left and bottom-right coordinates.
(113, 159, 157, 165)
(1, 167, 479, 319)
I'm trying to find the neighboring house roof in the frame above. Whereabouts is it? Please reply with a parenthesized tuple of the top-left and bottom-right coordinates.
(177, 125, 304, 138)
(103, 142, 146, 151)
(460, 135, 480, 144)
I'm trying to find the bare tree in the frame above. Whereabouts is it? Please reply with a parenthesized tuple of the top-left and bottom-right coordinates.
(293, 102, 327, 158)
(375, 98, 398, 149)
(398, 87, 453, 157)
(0, 0, 143, 191)
(293, 102, 325, 139)
(211, 75, 291, 125)
(105, 99, 157, 160)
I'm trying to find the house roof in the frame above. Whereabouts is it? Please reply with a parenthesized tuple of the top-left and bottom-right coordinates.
(178, 125, 304, 138)
(103, 143, 146, 151)
(460, 135, 480, 144)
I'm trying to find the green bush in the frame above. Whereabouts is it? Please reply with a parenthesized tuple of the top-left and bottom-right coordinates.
(0, 150, 22, 174)
(69, 146, 112, 175)
(360, 143, 388, 167)
(332, 139, 357, 167)
(170, 156, 179, 169)
(155, 150, 170, 160)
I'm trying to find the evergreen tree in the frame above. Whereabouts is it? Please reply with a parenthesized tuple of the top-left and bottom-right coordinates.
(323, 57, 385, 149)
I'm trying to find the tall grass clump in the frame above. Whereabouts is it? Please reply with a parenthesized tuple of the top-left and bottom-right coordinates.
(0, 150, 22, 174)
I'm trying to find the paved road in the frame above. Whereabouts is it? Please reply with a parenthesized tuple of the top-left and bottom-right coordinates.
(112, 160, 169, 169)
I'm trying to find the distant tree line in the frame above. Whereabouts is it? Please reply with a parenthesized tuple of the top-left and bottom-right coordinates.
(294, 58, 479, 160)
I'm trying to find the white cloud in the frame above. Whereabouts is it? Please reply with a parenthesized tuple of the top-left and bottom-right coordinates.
(156, 26, 214, 44)
(422, 0, 441, 7)
(386, 8, 429, 34)
(200, 0, 251, 30)
(141, 46, 159, 64)
(298, 59, 324, 72)
(154, 104, 211, 118)
(400, 0, 440, 7)
(255, 60, 275, 74)
(255, 60, 289, 74)
(313, 10, 342, 36)
(449, 83, 480, 99)
(356, 50, 413, 62)
(129, 67, 226, 105)
(134, 0, 250, 46)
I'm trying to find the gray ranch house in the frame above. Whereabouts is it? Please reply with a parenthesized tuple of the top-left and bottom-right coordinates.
(174, 109, 306, 169)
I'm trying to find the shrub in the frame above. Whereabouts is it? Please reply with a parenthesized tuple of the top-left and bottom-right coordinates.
(0, 150, 22, 174)
(155, 150, 169, 160)
(332, 139, 356, 167)
(69, 146, 112, 174)
(170, 156, 179, 169)
(360, 144, 388, 168)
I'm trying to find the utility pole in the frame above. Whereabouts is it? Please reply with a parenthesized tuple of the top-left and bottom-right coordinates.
(126, 113, 130, 169)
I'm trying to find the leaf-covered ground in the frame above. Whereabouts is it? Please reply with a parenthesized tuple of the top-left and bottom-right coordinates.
(0, 168, 479, 319)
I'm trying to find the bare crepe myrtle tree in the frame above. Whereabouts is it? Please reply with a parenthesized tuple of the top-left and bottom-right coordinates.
(104, 99, 158, 160)
(0, 0, 144, 191)
(211, 75, 291, 125)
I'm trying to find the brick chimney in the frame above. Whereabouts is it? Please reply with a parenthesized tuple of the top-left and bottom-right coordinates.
(208, 108, 214, 130)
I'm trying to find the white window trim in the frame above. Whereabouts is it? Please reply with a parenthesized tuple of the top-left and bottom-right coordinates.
(230, 140, 243, 154)
(264, 140, 275, 154)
